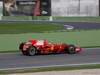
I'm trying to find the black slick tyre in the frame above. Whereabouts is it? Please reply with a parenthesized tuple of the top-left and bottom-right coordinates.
(67, 45, 76, 54)
(28, 46, 37, 56)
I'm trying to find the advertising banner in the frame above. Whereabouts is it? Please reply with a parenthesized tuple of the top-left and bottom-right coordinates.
(3, 0, 51, 16)
(40, 0, 51, 16)
(4, 0, 37, 16)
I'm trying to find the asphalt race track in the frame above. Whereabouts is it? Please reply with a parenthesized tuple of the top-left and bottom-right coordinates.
(61, 22, 100, 30)
(0, 48, 100, 70)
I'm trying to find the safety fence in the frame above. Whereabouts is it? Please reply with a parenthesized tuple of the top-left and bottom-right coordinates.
(1, 16, 100, 23)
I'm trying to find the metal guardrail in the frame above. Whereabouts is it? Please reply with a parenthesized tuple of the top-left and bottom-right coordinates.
(0, 16, 99, 23)
(0, 16, 66, 23)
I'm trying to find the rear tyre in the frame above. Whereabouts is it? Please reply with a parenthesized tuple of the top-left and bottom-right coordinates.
(67, 45, 76, 54)
(28, 46, 37, 56)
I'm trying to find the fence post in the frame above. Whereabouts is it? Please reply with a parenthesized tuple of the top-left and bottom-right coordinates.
(99, 0, 100, 16)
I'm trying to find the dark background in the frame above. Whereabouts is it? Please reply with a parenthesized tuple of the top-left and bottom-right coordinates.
(40, 0, 51, 16)
(3, 0, 51, 16)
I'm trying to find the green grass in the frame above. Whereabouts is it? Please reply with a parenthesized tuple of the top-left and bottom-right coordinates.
(54, 17, 100, 23)
(0, 64, 100, 74)
(0, 22, 63, 34)
(0, 17, 100, 52)
(0, 30, 100, 52)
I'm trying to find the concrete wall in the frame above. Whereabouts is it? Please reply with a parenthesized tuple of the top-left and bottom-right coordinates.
(51, 0, 99, 16)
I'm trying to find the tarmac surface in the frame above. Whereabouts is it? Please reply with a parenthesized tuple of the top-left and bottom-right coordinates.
(0, 48, 100, 70)
(61, 22, 100, 30)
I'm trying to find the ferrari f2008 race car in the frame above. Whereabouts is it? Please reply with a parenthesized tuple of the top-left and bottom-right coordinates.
(19, 39, 81, 56)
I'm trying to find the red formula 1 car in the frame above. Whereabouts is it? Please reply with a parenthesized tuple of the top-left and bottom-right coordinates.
(19, 39, 81, 56)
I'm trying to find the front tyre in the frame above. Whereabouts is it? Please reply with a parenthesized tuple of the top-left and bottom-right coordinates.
(19, 42, 28, 55)
(19, 42, 25, 50)
(28, 46, 37, 56)
(67, 45, 76, 54)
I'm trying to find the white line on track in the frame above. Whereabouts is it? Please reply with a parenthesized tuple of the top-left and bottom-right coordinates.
(0, 48, 100, 71)
(0, 63, 100, 71)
